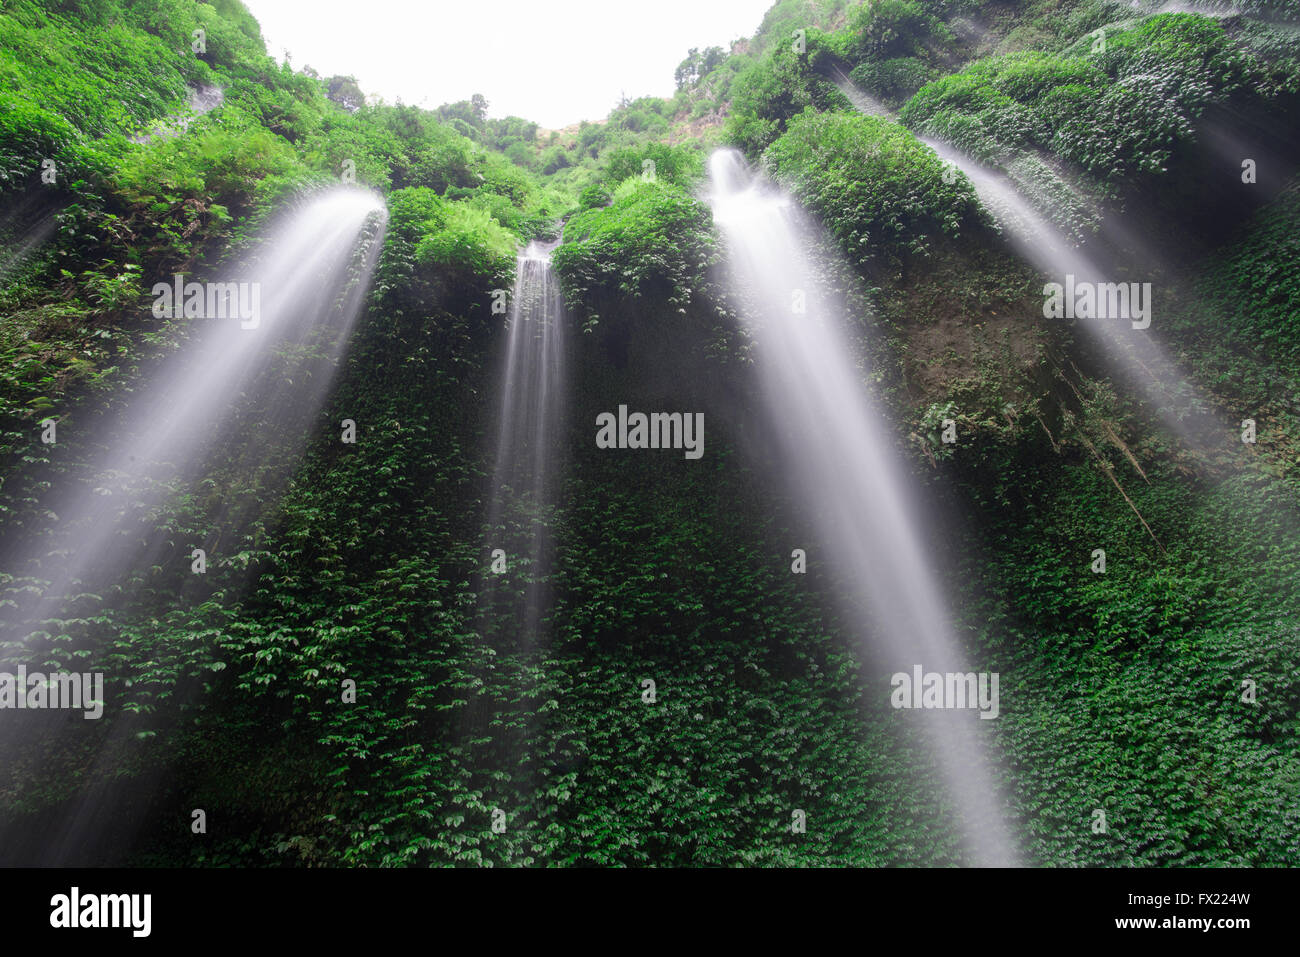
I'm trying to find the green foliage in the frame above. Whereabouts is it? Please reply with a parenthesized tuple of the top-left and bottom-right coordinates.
(4, 0, 1300, 871)
(435, 93, 489, 136)
(0, 0, 198, 193)
(901, 52, 1102, 163)
(724, 30, 847, 156)
(374, 187, 515, 316)
(413, 202, 516, 282)
(578, 183, 612, 210)
(0, 90, 112, 191)
(748, 0, 852, 55)
(1197, 185, 1300, 363)
(552, 180, 716, 321)
(901, 15, 1296, 190)
(763, 109, 983, 268)
(324, 74, 365, 111)
(380, 106, 477, 192)
(112, 112, 299, 213)
(935, 436, 1300, 865)
(848, 56, 935, 105)
(845, 0, 946, 61)
(602, 142, 703, 188)
(674, 45, 727, 90)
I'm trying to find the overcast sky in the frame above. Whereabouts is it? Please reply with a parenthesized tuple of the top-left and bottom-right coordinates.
(242, 0, 775, 129)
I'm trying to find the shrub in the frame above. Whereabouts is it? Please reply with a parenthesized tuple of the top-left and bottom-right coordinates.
(552, 180, 716, 318)
(763, 108, 983, 267)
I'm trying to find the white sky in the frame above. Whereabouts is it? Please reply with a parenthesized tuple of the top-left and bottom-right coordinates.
(242, 0, 776, 129)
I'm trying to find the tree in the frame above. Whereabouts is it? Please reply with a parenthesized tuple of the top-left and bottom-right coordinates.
(675, 46, 726, 89)
(675, 48, 701, 89)
(850, 0, 929, 60)
(325, 75, 365, 112)
(435, 95, 489, 137)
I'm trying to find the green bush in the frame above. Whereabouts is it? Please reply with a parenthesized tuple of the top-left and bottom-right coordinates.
(578, 183, 612, 210)
(763, 108, 983, 267)
(603, 142, 703, 188)
(553, 180, 716, 319)
(112, 111, 300, 213)
(844, 0, 945, 61)
(848, 56, 935, 104)
(901, 52, 1097, 161)
(413, 202, 516, 278)
(899, 15, 1288, 189)
(724, 31, 847, 156)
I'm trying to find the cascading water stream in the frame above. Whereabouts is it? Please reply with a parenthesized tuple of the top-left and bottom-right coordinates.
(832, 71, 1229, 450)
(482, 238, 566, 645)
(455, 239, 566, 818)
(708, 149, 1017, 866)
(2, 188, 387, 628)
(0, 187, 387, 863)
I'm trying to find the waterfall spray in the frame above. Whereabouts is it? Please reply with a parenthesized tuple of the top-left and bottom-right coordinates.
(831, 71, 1228, 450)
(481, 238, 566, 645)
(708, 149, 1018, 866)
(0, 187, 387, 864)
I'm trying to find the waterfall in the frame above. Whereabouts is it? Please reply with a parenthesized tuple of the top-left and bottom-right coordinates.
(708, 149, 1017, 866)
(455, 238, 566, 818)
(0, 188, 387, 863)
(2, 187, 387, 624)
(482, 239, 566, 645)
(832, 72, 1225, 448)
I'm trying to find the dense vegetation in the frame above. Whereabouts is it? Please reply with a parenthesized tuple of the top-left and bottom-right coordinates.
(1, 0, 1297, 866)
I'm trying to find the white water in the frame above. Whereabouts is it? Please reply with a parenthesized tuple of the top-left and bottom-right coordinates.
(708, 149, 1017, 866)
(483, 239, 566, 643)
(832, 72, 1218, 446)
(1123, 0, 1243, 16)
(0, 187, 387, 864)
(830, 67, 892, 118)
(2, 187, 387, 639)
